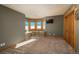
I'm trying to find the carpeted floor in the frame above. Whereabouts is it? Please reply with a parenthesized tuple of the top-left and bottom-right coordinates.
(0, 36, 75, 54)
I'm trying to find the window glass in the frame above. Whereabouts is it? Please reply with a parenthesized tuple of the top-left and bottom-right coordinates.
(43, 21, 46, 29)
(30, 21, 35, 29)
(37, 21, 41, 29)
(25, 21, 28, 30)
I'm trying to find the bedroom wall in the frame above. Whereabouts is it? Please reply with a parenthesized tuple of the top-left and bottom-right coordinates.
(46, 15, 64, 36)
(0, 5, 25, 49)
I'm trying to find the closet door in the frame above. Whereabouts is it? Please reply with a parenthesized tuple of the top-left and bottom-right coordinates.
(67, 15, 71, 44)
(64, 16, 69, 43)
(70, 12, 74, 48)
(64, 11, 75, 48)
(64, 5, 77, 49)
(68, 11, 74, 47)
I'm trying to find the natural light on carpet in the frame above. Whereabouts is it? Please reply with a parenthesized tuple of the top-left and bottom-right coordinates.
(15, 39, 37, 48)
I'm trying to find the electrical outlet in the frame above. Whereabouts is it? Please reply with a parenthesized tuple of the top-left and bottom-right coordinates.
(0, 43, 5, 47)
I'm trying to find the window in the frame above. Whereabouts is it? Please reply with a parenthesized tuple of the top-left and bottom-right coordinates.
(25, 21, 28, 30)
(43, 21, 46, 29)
(25, 19, 46, 31)
(37, 21, 41, 29)
(30, 21, 35, 29)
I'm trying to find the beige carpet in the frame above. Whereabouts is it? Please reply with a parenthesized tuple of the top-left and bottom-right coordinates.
(0, 36, 75, 54)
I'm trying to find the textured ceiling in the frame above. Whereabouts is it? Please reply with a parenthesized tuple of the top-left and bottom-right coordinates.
(3, 4, 71, 18)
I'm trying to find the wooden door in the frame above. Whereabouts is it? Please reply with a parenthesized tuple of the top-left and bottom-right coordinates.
(64, 5, 77, 49)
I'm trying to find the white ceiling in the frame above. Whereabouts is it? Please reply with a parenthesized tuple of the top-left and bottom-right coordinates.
(3, 4, 71, 18)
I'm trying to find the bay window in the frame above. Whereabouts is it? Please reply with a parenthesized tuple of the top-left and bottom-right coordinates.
(25, 19, 46, 31)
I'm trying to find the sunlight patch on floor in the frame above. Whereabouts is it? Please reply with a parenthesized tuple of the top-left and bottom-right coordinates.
(15, 39, 37, 48)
